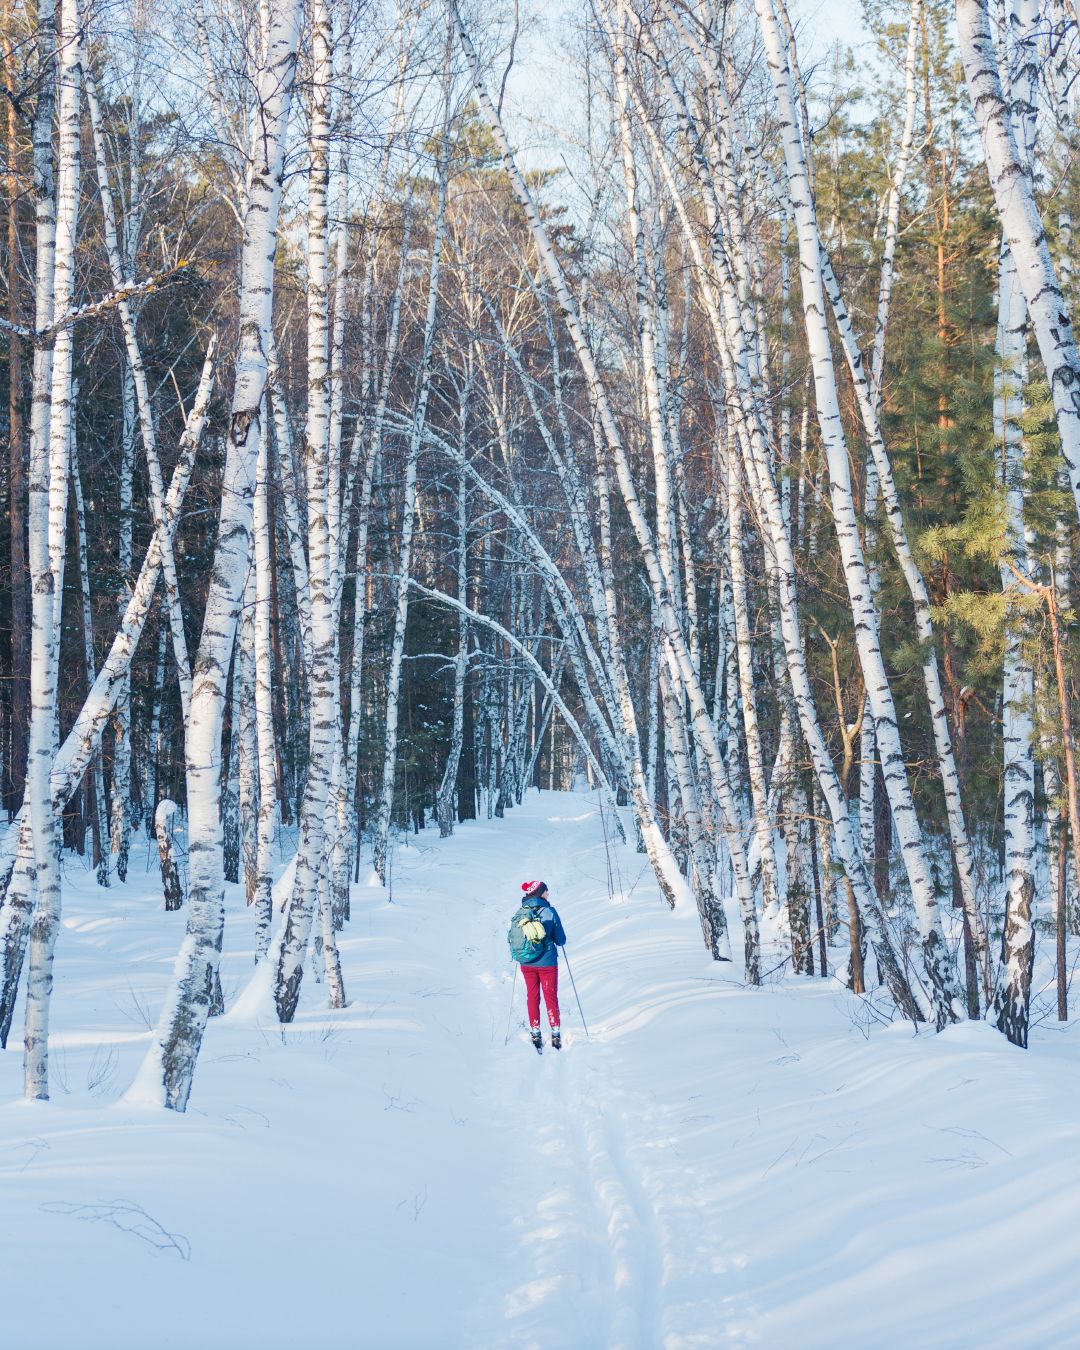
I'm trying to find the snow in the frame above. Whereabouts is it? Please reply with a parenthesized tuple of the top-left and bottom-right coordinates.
(3, 790, 1080, 1348)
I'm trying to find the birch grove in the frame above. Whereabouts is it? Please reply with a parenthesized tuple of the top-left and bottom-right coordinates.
(4, 0, 1080, 1110)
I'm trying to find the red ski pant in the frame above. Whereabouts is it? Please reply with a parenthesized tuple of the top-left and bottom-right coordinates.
(520, 963, 560, 1028)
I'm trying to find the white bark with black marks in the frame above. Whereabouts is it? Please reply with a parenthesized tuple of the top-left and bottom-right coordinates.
(755, 0, 961, 1027)
(957, 0, 1080, 526)
(0, 339, 216, 1050)
(138, 0, 301, 1109)
(991, 0, 1040, 1047)
(274, 0, 345, 1021)
(155, 801, 184, 913)
(24, 0, 83, 1100)
(372, 93, 451, 885)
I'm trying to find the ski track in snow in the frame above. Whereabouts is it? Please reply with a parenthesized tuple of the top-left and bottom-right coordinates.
(3, 789, 1080, 1349)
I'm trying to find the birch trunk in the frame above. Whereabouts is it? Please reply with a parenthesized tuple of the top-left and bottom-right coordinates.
(453, 2, 751, 949)
(334, 431, 377, 917)
(437, 425, 471, 838)
(991, 0, 1040, 1044)
(266, 342, 312, 666)
(274, 0, 345, 1021)
(0, 341, 216, 1048)
(238, 565, 259, 906)
(329, 174, 416, 898)
(155, 800, 183, 912)
(145, 617, 167, 835)
(632, 20, 921, 1018)
(728, 450, 781, 917)
(85, 65, 193, 724)
(4, 0, 28, 817)
(782, 768, 814, 976)
(755, 0, 961, 1027)
(816, 250, 990, 991)
(327, 26, 357, 921)
(993, 242, 1037, 1047)
(110, 361, 135, 882)
(138, 0, 300, 1109)
(71, 432, 109, 885)
(629, 27, 899, 973)
(52, 345, 216, 811)
(858, 0, 921, 982)
(253, 415, 276, 959)
(956, 0, 1080, 529)
(372, 113, 451, 884)
(222, 690, 240, 886)
(24, 0, 82, 1099)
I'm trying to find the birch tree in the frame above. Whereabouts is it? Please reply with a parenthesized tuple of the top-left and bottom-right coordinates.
(24, 0, 82, 1100)
(139, 0, 302, 1109)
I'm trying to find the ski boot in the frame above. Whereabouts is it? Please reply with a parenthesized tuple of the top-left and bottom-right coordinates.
(551, 1029, 562, 1051)
(530, 1027, 543, 1054)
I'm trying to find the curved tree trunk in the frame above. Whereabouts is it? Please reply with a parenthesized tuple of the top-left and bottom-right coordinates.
(755, 0, 961, 1028)
(957, 0, 1080, 528)
(138, 0, 301, 1109)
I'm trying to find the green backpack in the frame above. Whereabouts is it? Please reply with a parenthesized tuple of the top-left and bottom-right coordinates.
(508, 904, 547, 963)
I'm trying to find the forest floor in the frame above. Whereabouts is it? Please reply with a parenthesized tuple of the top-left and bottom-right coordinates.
(3, 790, 1080, 1348)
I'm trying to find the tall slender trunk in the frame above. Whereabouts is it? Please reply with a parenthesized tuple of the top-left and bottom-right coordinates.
(372, 103, 451, 883)
(986, 0, 1040, 1047)
(82, 56, 148, 881)
(71, 429, 108, 884)
(266, 342, 312, 666)
(437, 397, 472, 838)
(993, 249, 1038, 1043)
(783, 766, 814, 976)
(85, 66, 191, 726)
(25, 0, 81, 1100)
(334, 432, 377, 914)
(110, 361, 135, 881)
(755, 0, 960, 1027)
(252, 414, 276, 959)
(145, 616, 167, 833)
(4, 0, 28, 816)
(238, 565, 259, 906)
(274, 0, 345, 1021)
(0, 340, 216, 1050)
(858, 0, 923, 998)
(455, 2, 753, 958)
(957, 0, 1080, 528)
(138, 0, 301, 1109)
(727, 450, 780, 920)
(631, 16, 920, 1018)
(327, 25, 356, 924)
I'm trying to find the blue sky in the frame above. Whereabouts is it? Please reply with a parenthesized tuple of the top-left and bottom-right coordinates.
(493, 0, 877, 194)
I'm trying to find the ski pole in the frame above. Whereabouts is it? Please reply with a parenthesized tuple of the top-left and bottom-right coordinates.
(503, 966, 518, 1045)
(560, 947, 590, 1038)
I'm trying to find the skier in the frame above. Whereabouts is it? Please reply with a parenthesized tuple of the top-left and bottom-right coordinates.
(508, 881, 566, 1052)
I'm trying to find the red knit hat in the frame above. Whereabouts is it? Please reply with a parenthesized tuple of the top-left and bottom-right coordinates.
(521, 880, 547, 897)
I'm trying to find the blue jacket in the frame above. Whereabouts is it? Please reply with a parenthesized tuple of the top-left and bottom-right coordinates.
(517, 901, 566, 968)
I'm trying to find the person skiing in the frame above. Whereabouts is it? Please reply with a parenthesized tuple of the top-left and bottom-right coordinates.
(508, 880, 566, 1052)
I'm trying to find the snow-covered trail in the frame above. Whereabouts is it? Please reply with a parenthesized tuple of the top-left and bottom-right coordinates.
(3, 790, 1080, 1349)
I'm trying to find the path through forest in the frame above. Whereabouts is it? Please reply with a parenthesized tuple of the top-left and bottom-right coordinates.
(3, 791, 1080, 1348)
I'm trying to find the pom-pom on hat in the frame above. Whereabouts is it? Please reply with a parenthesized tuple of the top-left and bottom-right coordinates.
(521, 880, 547, 897)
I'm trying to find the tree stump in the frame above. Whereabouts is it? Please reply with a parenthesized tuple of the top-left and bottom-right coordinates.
(155, 800, 184, 912)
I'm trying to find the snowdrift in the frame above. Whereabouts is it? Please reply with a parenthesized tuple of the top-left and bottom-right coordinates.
(3, 790, 1080, 1348)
